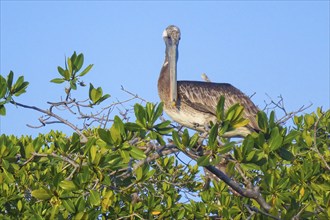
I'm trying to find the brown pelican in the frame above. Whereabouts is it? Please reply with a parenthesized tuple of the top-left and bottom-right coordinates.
(158, 25, 259, 137)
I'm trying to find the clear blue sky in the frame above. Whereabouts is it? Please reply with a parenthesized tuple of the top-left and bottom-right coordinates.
(1, 1, 329, 136)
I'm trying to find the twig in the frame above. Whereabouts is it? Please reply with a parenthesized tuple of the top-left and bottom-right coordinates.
(244, 204, 280, 220)
(121, 85, 148, 103)
(10, 100, 88, 143)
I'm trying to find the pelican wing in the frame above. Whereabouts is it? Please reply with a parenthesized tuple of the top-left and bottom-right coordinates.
(177, 81, 259, 130)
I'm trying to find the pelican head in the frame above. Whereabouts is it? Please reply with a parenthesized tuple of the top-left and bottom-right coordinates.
(163, 25, 181, 103)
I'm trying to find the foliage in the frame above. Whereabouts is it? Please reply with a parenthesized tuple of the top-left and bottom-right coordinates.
(1, 52, 329, 219)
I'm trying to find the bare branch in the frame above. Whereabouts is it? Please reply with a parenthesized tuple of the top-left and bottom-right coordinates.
(10, 100, 88, 143)
(263, 94, 312, 125)
(204, 165, 271, 211)
(121, 85, 148, 103)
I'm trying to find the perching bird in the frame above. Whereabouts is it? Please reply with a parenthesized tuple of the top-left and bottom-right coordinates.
(158, 25, 259, 137)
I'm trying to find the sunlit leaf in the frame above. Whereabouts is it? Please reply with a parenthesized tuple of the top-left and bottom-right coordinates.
(50, 78, 65, 84)
(59, 180, 78, 191)
(136, 166, 143, 181)
(31, 188, 52, 200)
(89, 190, 101, 206)
(130, 146, 146, 160)
(13, 81, 29, 96)
(172, 130, 183, 149)
(74, 53, 84, 72)
(79, 64, 93, 77)
(216, 96, 225, 121)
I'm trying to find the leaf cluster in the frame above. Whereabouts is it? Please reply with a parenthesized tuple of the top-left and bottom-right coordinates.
(0, 71, 29, 115)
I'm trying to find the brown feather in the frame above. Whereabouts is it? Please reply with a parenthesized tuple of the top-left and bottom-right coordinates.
(177, 81, 259, 131)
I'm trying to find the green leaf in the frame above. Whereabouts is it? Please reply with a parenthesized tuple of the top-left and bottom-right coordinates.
(70, 80, 77, 90)
(13, 81, 29, 96)
(130, 146, 146, 160)
(111, 116, 125, 141)
(31, 188, 52, 200)
(151, 102, 163, 125)
(98, 128, 112, 144)
(218, 142, 234, 154)
(226, 104, 242, 122)
(136, 166, 143, 181)
(245, 151, 256, 161)
(234, 146, 243, 161)
(146, 102, 154, 123)
(2, 168, 15, 183)
(59, 180, 78, 191)
(0, 75, 7, 98)
(101, 191, 113, 212)
(95, 94, 110, 105)
(134, 103, 146, 128)
(232, 118, 250, 128)
(90, 145, 97, 164)
(74, 53, 84, 72)
(257, 111, 268, 133)
(283, 130, 298, 144)
(269, 111, 276, 128)
(125, 122, 142, 131)
(50, 78, 65, 84)
(64, 69, 71, 80)
(119, 149, 130, 163)
(269, 127, 283, 151)
(182, 129, 189, 147)
(304, 115, 315, 128)
(0, 105, 6, 116)
(79, 64, 93, 77)
(89, 190, 101, 206)
(208, 123, 219, 150)
(197, 155, 211, 166)
(156, 126, 173, 135)
(7, 71, 14, 90)
(154, 120, 171, 129)
(62, 200, 76, 213)
(89, 84, 102, 103)
(278, 148, 294, 161)
(57, 66, 66, 77)
(67, 57, 73, 75)
(216, 96, 225, 121)
(89, 83, 94, 101)
(172, 131, 183, 149)
(189, 133, 200, 148)
(14, 75, 24, 86)
(71, 51, 77, 64)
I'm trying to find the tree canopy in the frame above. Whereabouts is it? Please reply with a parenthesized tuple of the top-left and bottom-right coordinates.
(1, 52, 329, 219)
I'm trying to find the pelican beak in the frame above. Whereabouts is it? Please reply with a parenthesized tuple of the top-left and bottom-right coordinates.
(168, 43, 178, 104)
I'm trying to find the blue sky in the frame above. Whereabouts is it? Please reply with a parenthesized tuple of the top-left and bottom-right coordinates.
(1, 1, 329, 136)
